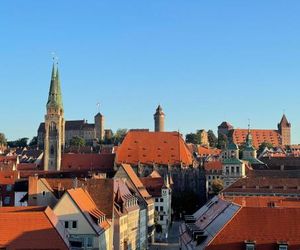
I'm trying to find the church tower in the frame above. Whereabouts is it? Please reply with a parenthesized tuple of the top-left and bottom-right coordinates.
(278, 114, 291, 146)
(243, 126, 257, 159)
(154, 105, 165, 132)
(44, 63, 65, 171)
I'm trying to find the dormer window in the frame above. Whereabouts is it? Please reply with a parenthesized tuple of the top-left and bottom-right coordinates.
(278, 242, 288, 250)
(245, 241, 255, 250)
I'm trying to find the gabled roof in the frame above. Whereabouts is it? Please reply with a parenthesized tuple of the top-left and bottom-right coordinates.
(66, 188, 109, 234)
(120, 164, 153, 205)
(0, 206, 69, 249)
(198, 146, 221, 156)
(116, 131, 193, 166)
(140, 176, 165, 197)
(218, 121, 233, 129)
(207, 207, 300, 249)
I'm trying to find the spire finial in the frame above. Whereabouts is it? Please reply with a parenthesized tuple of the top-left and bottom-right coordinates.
(248, 118, 251, 132)
(96, 102, 100, 113)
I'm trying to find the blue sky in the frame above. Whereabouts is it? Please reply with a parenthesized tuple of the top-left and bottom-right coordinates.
(1, 1, 300, 143)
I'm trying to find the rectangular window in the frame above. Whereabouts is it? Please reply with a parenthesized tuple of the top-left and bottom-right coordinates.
(6, 185, 12, 192)
(64, 221, 69, 229)
(4, 196, 10, 205)
(155, 198, 159, 202)
(160, 198, 163, 202)
(155, 206, 158, 211)
(72, 221, 77, 229)
(279, 246, 288, 250)
(231, 166, 235, 174)
(86, 237, 93, 247)
(236, 166, 240, 174)
(160, 215, 164, 221)
(160, 206, 163, 211)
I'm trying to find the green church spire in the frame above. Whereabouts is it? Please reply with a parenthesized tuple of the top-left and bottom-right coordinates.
(47, 63, 63, 110)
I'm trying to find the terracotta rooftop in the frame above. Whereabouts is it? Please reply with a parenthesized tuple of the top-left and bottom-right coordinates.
(120, 164, 153, 205)
(61, 153, 115, 172)
(232, 129, 281, 148)
(0, 170, 19, 185)
(227, 196, 300, 208)
(207, 207, 300, 249)
(140, 176, 165, 197)
(198, 146, 221, 156)
(222, 175, 300, 196)
(204, 161, 222, 171)
(116, 131, 193, 166)
(67, 188, 110, 232)
(0, 206, 69, 249)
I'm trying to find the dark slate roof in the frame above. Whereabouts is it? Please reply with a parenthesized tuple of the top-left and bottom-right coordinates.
(38, 120, 95, 133)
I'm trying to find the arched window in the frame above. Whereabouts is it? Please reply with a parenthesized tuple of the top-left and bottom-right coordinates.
(50, 145, 55, 155)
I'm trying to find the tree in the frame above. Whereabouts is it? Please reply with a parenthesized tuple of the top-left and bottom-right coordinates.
(0, 133, 7, 145)
(258, 141, 273, 154)
(70, 136, 86, 147)
(217, 133, 227, 149)
(113, 129, 128, 145)
(29, 136, 38, 147)
(186, 132, 201, 145)
(211, 179, 224, 195)
(207, 130, 217, 147)
(7, 137, 29, 148)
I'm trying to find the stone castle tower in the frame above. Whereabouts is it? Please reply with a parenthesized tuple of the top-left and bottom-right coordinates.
(278, 114, 291, 146)
(44, 63, 65, 171)
(94, 112, 104, 141)
(154, 105, 165, 132)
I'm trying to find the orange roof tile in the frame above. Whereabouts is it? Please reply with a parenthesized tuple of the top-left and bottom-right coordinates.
(204, 161, 222, 171)
(61, 153, 115, 172)
(0, 206, 69, 249)
(198, 146, 221, 156)
(67, 188, 110, 232)
(232, 129, 281, 148)
(121, 164, 154, 205)
(207, 207, 300, 249)
(116, 131, 193, 166)
(227, 196, 300, 208)
(0, 170, 18, 184)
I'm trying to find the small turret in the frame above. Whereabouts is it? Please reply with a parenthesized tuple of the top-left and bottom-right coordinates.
(154, 105, 165, 132)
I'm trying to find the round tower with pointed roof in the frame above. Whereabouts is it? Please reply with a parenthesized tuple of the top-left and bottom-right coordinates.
(44, 63, 65, 171)
(95, 112, 104, 142)
(154, 105, 165, 132)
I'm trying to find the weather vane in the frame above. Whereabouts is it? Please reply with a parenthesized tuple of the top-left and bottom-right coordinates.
(248, 118, 251, 131)
(51, 52, 59, 65)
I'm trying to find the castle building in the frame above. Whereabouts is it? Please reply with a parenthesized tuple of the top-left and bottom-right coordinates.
(218, 114, 291, 148)
(44, 63, 65, 171)
(154, 105, 165, 132)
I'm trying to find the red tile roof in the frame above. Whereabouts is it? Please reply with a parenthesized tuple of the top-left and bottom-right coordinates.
(0, 206, 69, 249)
(0, 170, 19, 185)
(140, 176, 164, 197)
(121, 164, 153, 205)
(67, 188, 110, 231)
(222, 175, 300, 196)
(198, 146, 221, 156)
(227, 196, 300, 208)
(116, 131, 193, 166)
(204, 161, 222, 171)
(61, 153, 115, 172)
(207, 207, 300, 250)
(232, 129, 281, 148)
